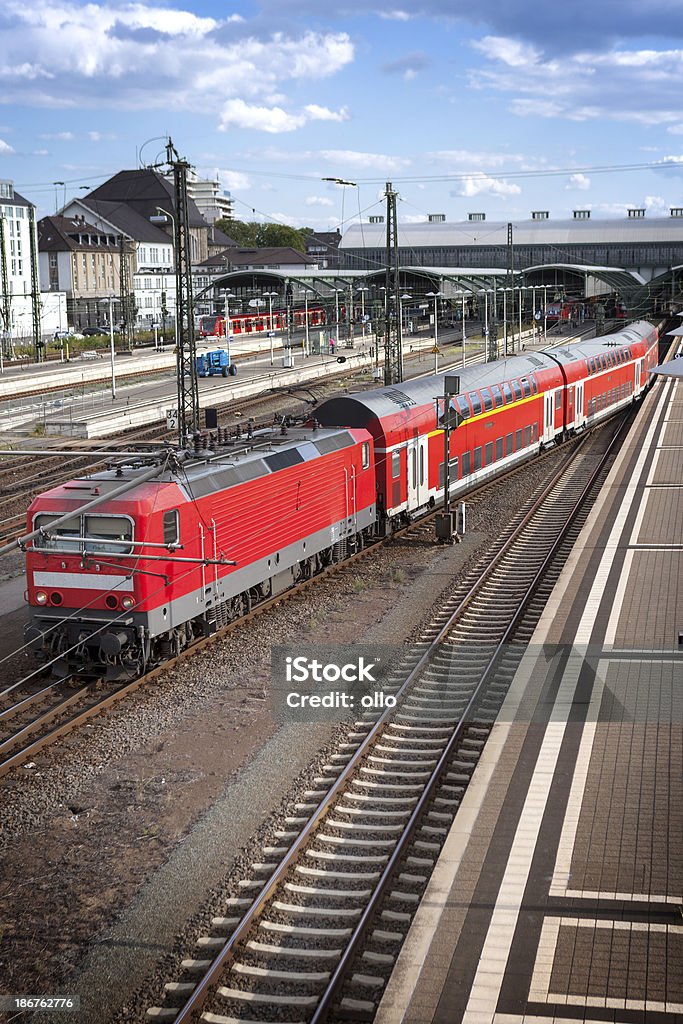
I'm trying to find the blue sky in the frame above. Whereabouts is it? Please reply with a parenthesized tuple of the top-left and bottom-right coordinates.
(1, 0, 682, 230)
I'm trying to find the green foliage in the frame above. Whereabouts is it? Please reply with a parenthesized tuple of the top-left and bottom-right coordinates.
(216, 218, 313, 253)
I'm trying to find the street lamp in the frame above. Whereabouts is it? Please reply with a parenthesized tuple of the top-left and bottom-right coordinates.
(223, 292, 235, 344)
(333, 288, 343, 342)
(150, 208, 176, 344)
(518, 285, 524, 347)
(99, 296, 117, 400)
(263, 291, 279, 364)
(357, 287, 369, 341)
(426, 291, 443, 373)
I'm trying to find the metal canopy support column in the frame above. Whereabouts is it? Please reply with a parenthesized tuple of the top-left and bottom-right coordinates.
(506, 222, 514, 355)
(28, 206, 42, 363)
(0, 217, 11, 359)
(118, 234, 134, 351)
(383, 182, 402, 385)
(169, 144, 199, 446)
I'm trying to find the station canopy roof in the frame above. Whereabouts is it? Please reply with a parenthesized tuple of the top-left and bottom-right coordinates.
(522, 263, 646, 297)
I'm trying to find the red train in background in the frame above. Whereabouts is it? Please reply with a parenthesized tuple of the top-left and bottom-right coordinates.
(198, 305, 326, 339)
(24, 321, 658, 680)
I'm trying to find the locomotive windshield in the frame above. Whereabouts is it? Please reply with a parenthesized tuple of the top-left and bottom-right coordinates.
(33, 513, 134, 554)
(33, 513, 81, 551)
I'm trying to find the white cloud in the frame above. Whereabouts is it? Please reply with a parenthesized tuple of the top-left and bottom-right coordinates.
(470, 33, 683, 129)
(87, 130, 116, 141)
(0, 1, 354, 132)
(378, 10, 412, 20)
(0, 138, 14, 153)
(451, 175, 521, 198)
(473, 35, 541, 69)
(567, 173, 591, 190)
(220, 99, 305, 133)
(643, 194, 669, 214)
(306, 195, 335, 206)
(216, 169, 251, 191)
(401, 213, 428, 223)
(40, 131, 74, 140)
(304, 104, 350, 122)
(428, 148, 528, 169)
(318, 149, 412, 172)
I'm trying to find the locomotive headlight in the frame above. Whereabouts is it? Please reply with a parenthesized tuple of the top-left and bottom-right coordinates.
(121, 596, 134, 610)
(35, 590, 48, 605)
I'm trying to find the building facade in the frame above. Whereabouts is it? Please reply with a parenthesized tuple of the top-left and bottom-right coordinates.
(2, 179, 64, 351)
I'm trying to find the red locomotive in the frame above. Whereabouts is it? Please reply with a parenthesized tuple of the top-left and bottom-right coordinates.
(24, 321, 658, 679)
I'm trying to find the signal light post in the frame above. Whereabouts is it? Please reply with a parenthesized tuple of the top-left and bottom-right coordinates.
(435, 374, 460, 544)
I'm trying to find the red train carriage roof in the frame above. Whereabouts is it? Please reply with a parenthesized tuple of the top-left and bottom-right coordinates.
(315, 320, 656, 449)
(315, 352, 564, 446)
(27, 427, 365, 517)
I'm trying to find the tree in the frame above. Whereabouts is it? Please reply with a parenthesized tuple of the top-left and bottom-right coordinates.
(216, 219, 311, 253)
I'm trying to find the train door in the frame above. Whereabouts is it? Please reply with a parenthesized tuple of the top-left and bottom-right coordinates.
(407, 437, 429, 511)
(543, 392, 555, 443)
(577, 380, 589, 423)
(575, 382, 584, 426)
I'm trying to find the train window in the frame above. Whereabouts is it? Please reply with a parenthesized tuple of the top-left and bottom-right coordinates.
(411, 449, 417, 489)
(163, 509, 180, 546)
(473, 446, 482, 471)
(469, 392, 482, 416)
(515, 428, 522, 449)
(555, 391, 562, 410)
(33, 513, 81, 551)
(530, 377, 539, 395)
(392, 451, 401, 479)
(361, 442, 370, 469)
(449, 457, 459, 480)
(600, 355, 608, 370)
(454, 395, 471, 419)
(491, 385, 504, 407)
(502, 382, 513, 403)
(512, 381, 523, 401)
(524, 426, 532, 447)
(419, 447, 425, 485)
(532, 423, 538, 441)
(266, 449, 304, 471)
(495, 437, 504, 460)
(484, 441, 493, 464)
(521, 379, 532, 398)
(505, 433, 513, 456)
(438, 462, 444, 487)
(461, 451, 471, 476)
(588, 358, 595, 374)
(481, 389, 493, 412)
(84, 515, 133, 554)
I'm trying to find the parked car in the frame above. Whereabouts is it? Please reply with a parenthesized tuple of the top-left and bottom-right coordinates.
(54, 329, 85, 340)
(79, 350, 102, 360)
(82, 326, 109, 337)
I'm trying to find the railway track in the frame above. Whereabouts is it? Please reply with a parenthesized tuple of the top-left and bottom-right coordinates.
(0, 394, 615, 784)
(137, 409, 630, 1024)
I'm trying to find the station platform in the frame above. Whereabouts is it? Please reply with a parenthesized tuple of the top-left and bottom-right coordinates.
(377, 369, 682, 1022)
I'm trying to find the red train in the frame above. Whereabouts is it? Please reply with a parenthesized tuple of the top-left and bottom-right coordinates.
(23, 321, 658, 679)
(198, 305, 325, 339)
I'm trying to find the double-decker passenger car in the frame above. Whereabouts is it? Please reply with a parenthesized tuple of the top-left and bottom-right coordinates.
(23, 321, 658, 679)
